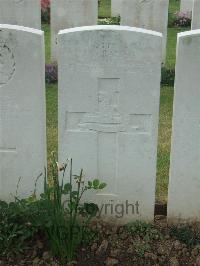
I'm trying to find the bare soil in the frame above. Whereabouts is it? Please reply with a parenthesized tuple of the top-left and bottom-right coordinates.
(1, 215, 200, 266)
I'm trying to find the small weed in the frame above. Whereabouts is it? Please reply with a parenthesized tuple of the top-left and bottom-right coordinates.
(170, 225, 200, 247)
(134, 240, 151, 257)
(29, 152, 106, 263)
(0, 153, 106, 264)
(0, 200, 37, 257)
(124, 220, 163, 241)
(161, 67, 175, 86)
(124, 221, 163, 257)
(98, 16, 120, 25)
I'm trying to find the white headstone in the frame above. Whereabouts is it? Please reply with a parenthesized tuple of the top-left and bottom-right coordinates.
(58, 25, 162, 223)
(180, 0, 193, 12)
(51, 0, 98, 61)
(168, 30, 200, 222)
(0, 25, 46, 201)
(192, 0, 200, 30)
(111, 0, 123, 17)
(120, 0, 169, 63)
(0, 0, 41, 29)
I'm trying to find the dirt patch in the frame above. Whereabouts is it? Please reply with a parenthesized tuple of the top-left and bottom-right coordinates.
(1, 216, 200, 266)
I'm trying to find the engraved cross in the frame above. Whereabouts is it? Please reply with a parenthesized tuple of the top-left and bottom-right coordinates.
(65, 78, 152, 195)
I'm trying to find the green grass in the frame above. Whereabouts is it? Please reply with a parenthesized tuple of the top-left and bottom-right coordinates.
(44, 0, 187, 202)
(99, 0, 111, 18)
(166, 27, 189, 69)
(169, 0, 180, 14)
(46, 84, 58, 162)
(156, 87, 174, 202)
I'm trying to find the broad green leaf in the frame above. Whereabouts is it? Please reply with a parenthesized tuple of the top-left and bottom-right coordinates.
(99, 183, 107, 189)
(88, 181, 92, 187)
(64, 183, 72, 193)
(93, 179, 100, 188)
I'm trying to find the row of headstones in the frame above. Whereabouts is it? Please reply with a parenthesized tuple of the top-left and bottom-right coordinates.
(3, 0, 200, 63)
(0, 0, 169, 63)
(112, 0, 194, 15)
(2, 0, 200, 58)
(112, 0, 200, 31)
(0, 24, 199, 223)
(51, 0, 170, 63)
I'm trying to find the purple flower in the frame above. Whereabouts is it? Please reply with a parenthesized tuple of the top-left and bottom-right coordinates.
(45, 64, 58, 84)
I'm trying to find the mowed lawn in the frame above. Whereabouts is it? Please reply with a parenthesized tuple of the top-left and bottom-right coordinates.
(43, 0, 190, 202)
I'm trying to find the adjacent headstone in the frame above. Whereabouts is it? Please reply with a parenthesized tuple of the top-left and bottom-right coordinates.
(0, 0, 41, 29)
(51, 0, 98, 61)
(0, 25, 46, 201)
(192, 0, 200, 29)
(111, 0, 123, 17)
(58, 25, 162, 223)
(168, 30, 200, 222)
(120, 0, 169, 63)
(180, 0, 193, 12)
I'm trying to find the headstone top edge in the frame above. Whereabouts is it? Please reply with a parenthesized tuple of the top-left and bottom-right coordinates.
(0, 24, 43, 35)
(178, 29, 200, 39)
(58, 25, 162, 38)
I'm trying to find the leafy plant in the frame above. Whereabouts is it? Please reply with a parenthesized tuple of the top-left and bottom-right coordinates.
(0, 200, 37, 257)
(124, 220, 163, 242)
(98, 16, 120, 25)
(172, 11, 191, 27)
(0, 153, 106, 263)
(124, 221, 162, 257)
(170, 225, 200, 247)
(161, 67, 175, 86)
(134, 240, 150, 257)
(31, 153, 106, 263)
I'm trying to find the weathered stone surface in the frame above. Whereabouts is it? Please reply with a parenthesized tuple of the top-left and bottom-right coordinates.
(192, 0, 200, 30)
(51, 0, 98, 61)
(111, 0, 123, 17)
(168, 30, 200, 222)
(0, 0, 41, 29)
(180, 0, 193, 12)
(58, 25, 162, 223)
(0, 25, 46, 201)
(120, 0, 169, 63)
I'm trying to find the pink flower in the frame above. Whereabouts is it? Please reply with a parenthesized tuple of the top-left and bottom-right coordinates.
(41, 0, 50, 11)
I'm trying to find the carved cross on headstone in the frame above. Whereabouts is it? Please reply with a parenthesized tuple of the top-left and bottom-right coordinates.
(65, 78, 152, 195)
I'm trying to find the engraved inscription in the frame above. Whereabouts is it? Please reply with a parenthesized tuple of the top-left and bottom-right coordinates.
(0, 43, 15, 87)
(65, 31, 156, 70)
(92, 33, 120, 60)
